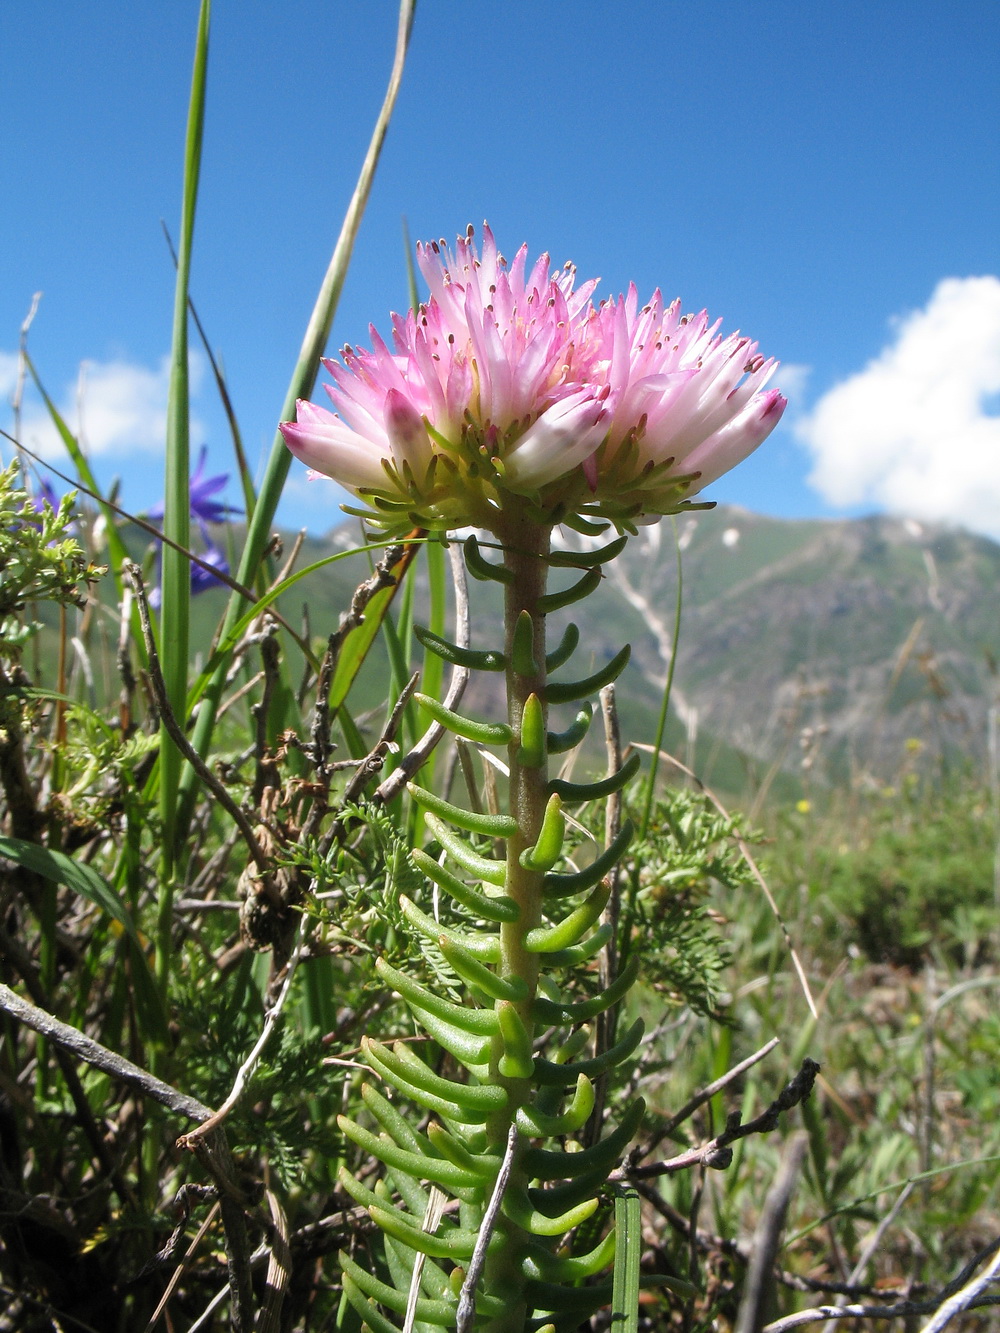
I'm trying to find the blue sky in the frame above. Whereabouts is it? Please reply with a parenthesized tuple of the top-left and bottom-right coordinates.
(2, 1, 998, 538)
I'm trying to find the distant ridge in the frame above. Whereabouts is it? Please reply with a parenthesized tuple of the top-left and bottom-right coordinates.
(589, 505, 1000, 791)
(281, 506, 1000, 796)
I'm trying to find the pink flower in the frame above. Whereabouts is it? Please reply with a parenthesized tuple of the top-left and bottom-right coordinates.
(281, 224, 786, 533)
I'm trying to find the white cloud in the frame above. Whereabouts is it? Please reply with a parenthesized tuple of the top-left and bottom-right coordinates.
(3, 352, 204, 462)
(795, 276, 1000, 539)
(774, 362, 812, 409)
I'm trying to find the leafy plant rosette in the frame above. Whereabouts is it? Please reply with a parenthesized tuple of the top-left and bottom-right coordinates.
(283, 225, 786, 1331)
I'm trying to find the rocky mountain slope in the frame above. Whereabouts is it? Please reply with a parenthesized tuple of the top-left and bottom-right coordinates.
(273, 505, 1000, 797)
(575, 506, 1000, 791)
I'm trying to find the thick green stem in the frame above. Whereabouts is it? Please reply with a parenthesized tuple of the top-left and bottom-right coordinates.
(482, 506, 551, 1332)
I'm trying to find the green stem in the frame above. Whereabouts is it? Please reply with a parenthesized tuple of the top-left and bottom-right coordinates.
(483, 505, 551, 1332)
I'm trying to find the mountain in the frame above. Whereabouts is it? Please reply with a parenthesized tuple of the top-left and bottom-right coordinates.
(571, 506, 1000, 795)
(191, 506, 1000, 800)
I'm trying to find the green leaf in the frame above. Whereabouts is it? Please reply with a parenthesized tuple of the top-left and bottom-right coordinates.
(532, 956, 639, 1024)
(533, 1018, 645, 1086)
(159, 0, 210, 883)
(516, 692, 546, 769)
(369, 1203, 488, 1260)
(413, 625, 505, 672)
(524, 881, 611, 954)
(437, 938, 528, 1002)
(407, 783, 517, 838)
(374, 959, 500, 1035)
(511, 609, 539, 675)
(502, 1182, 598, 1237)
(174, 0, 417, 842)
(523, 1227, 615, 1282)
(398, 894, 500, 962)
(548, 751, 642, 804)
(515, 1076, 595, 1137)
(412, 693, 512, 746)
(544, 644, 631, 705)
(411, 848, 519, 922)
(341, 1273, 404, 1333)
(497, 1000, 535, 1079)
(537, 567, 602, 613)
(522, 1099, 644, 1180)
(547, 704, 593, 755)
(423, 814, 507, 887)
(341, 1253, 458, 1326)
(547, 535, 627, 568)
(545, 622, 580, 673)
(464, 533, 514, 583)
(543, 820, 634, 899)
(338, 1116, 486, 1194)
(520, 794, 565, 872)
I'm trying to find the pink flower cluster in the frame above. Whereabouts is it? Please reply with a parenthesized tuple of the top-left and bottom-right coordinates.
(281, 225, 785, 532)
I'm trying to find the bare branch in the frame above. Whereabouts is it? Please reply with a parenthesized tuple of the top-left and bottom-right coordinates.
(623, 1058, 820, 1178)
(587, 682, 623, 1146)
(0, 981, 210, 1123)
(918, 1237, 1000, 1333)
(0, 969, 266, 1320)
(177, 918, 309, 1150)
(763, 1295, 1000, 1332)
(255, 1189, 292, 1333)
(633, 1180, 914, 1302)
(143, 1201, 221, 1332)
(303, 538, 409, 789)
(457, 1124, 519, 1333)
(635, 1037, 781, 1163)
(251, 624, 282, 809)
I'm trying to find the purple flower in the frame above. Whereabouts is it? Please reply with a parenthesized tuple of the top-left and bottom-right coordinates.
(149, 533, 228, 608)
(147, 446, 237, 603)
(281, 224, 786, 533)
(146, 446, 240, 526)
(189, 538, 229, 595)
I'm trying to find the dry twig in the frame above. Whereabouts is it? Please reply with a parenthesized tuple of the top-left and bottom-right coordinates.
(635, 1036, 781, 1164)
(622, 1058, 820, 1178)
(177, 917, 310, 1150)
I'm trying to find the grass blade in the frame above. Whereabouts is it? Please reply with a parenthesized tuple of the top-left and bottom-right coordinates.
(157, 0, 210, 980)
(612, 1185, 641, 1333)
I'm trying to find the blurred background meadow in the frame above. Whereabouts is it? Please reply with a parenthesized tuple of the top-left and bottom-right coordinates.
(1, 2, 999, 1330)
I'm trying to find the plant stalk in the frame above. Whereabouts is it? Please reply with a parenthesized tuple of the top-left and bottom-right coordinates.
(483, 504, 551, 1331)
